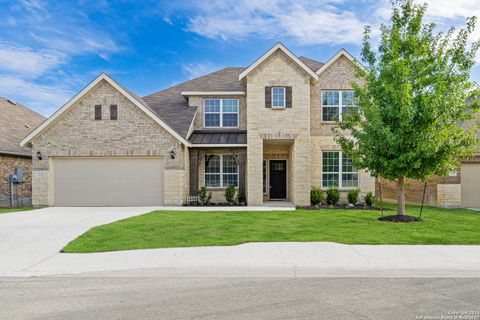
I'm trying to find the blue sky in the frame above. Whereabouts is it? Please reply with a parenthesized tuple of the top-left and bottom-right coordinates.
(1, 0, 479, 116)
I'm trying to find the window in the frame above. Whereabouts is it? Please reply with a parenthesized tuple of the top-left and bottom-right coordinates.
(204, 99, 239, 128)
(94, 105, 101, 120)
(263, 160, 267, 194)
(322, 151, 358, 188)
(271, 87, 285, 108)
(205, 154, 238, 188)
(110, 104, 117, 120)
(322, 90, 357, 121)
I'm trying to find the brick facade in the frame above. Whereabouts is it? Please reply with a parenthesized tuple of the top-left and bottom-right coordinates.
(30, 80, 187, 206)
(0, 154, 32, 207)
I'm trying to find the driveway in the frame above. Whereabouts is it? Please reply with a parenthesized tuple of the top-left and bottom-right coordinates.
(0, 207, 163, 276)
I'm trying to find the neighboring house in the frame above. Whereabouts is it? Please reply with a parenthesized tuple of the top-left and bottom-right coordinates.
(21, 43, 376, 207)
(377, 112, 480, 208)
(0, 98, 45, 207)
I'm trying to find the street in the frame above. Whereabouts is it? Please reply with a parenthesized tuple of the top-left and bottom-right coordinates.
(1, 276, 479, 319)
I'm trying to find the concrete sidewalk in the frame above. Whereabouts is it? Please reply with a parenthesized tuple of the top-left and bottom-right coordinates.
(14, 242, 480, 277)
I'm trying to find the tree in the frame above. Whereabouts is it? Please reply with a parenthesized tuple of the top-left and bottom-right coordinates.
(334, 0, 480, 216)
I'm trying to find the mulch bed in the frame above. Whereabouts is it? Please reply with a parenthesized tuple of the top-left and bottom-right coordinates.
(300, 204, 392, 211)
(184, 203, 246, 207)
(378, 215, 422, 222)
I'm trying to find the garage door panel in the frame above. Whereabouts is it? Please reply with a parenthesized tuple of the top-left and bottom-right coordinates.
(461, 163, 480, 208)
(53, 158, 164, 206)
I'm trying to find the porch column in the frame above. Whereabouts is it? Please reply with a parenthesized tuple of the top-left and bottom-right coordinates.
(238, 149, 246, 196)
(189, 149, 199, 196)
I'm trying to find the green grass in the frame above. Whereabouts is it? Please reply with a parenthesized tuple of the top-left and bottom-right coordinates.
(62, 204, 480, 253)
(0, 206, 35, 214)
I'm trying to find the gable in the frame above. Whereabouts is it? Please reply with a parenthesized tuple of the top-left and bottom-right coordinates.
(30, 80, 183, 158)
(246, 49, 314, 84)
(21, 73, 190, 147)
(239, 43, 318, 81)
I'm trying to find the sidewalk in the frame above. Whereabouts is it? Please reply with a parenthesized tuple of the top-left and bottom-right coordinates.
(13, 242, 480, 277)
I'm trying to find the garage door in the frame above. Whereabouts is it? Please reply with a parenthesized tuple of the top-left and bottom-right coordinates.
(53, 157, 164, 206)
(461, 163, 480, 208)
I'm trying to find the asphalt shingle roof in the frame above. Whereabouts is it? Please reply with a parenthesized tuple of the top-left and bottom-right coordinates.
(142, 57, 324, 140)
(0, 98, 45, 157)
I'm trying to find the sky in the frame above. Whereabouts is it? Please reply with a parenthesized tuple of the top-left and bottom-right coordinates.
(1, 0, 479, 116)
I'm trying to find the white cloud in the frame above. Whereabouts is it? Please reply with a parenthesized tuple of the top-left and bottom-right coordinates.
(181, 62, 221, 79)
(186, 0, 365, 45)
(0, 43, 65, 76)
(0, 75, 73, 116)
(0, 0, 122, 115)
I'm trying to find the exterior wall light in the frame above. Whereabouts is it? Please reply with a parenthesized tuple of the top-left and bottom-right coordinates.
(36, 151, 43, 160)
(169, 150, 176, 159)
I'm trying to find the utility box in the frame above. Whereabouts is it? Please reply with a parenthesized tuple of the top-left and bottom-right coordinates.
(14, 168, 24, 183)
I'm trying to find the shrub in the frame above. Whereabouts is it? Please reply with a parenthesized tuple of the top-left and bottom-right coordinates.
(198, 186, 212, 205)
(365, 192, 374, 207)
(347, 189, 359, 205)
(310, 187, 323, 205)
(236, 191, 246, 205)
(224, 184, 236, 205)
(326, 188, 340, 205)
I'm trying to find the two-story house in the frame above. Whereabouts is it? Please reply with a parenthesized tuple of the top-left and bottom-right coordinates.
(21, 43, 375, 207)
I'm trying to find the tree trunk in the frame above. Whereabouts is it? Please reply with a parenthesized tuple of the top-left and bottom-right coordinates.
(397, 177, 406, 216)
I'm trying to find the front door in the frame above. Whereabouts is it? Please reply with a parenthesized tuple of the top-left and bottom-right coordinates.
(269, 160, 287, 199)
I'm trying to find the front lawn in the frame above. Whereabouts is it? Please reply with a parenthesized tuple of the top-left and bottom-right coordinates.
(0, 206, 35, 214)
(62, 204, 480, 253)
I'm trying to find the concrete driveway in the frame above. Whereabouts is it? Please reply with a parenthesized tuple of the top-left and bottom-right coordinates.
(0, 207, 163, 276)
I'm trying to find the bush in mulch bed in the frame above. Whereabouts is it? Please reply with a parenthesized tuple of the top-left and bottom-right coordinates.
(300, 204, 392, 211)
(184, 202, 247, 207)
(378, 215, 422, 222)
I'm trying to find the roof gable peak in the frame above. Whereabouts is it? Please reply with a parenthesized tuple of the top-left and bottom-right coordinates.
(316, 48, 367, 75)
(239, 43, 319, 81)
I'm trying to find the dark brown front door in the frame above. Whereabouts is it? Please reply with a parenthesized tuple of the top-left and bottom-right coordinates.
(269, 160, 287, 199)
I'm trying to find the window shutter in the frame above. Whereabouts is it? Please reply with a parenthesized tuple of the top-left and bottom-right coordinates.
(265, 87, 272, 108)
(95, 105, 102, 120)
(110, 104, 118, 120)
(285, 87, 292, 108)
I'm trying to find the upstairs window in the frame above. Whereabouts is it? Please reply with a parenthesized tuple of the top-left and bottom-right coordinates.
(94, 105, 102, 120)
(322, 90, 357, 121)
(110, 104, 118, 120)
(205, 154, 238, 188)
(271, 87, 285, 108)
(204, 99, 239, 128)
(322, 151, 358, 188)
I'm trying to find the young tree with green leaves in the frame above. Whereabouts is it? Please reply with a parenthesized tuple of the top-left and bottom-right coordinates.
(334, 0, 480, 216)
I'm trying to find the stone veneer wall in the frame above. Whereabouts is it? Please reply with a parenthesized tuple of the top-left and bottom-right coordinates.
(189, 96, 247, 131)
(310, 55, 375, 200)
(31, 80, 187, 206)
(376, 171, 461, 207)
(246, 49, 311, 206)
(0, 154, 33, 207)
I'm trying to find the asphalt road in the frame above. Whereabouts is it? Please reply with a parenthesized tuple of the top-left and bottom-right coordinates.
(1, 277, 479, 319)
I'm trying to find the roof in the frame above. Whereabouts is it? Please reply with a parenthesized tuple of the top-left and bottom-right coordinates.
(316, 49, 367, 75)
(238, 43, 319, 81)
(189, 130, 247, 146)
(299, 56, 324, 72)
(21, 73, 191, 147)
(0, 98, 45, 157)
(143, 67, 245, 139)
(21, 47, 328, 146)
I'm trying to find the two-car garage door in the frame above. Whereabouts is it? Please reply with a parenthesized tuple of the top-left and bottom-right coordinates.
(53, 157, 164, 206)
